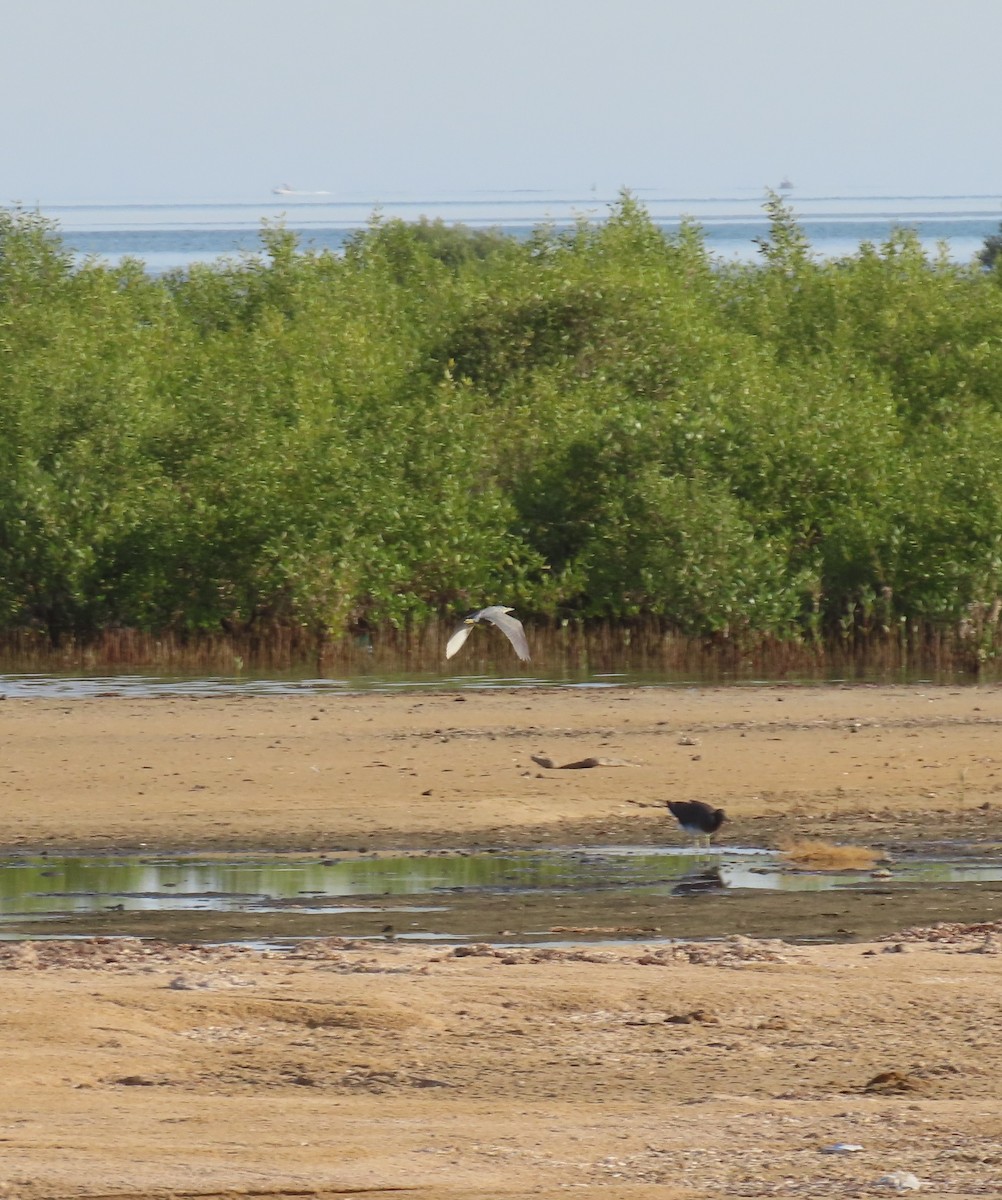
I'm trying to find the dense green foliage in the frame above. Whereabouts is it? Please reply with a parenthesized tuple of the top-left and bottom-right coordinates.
(978, 221, 1002, 271)
(2, 195, 1002, 651)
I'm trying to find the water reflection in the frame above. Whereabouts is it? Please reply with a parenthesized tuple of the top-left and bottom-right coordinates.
(0, 849, 735, 917)
(0, 666, 978, 700)
(2, 847, 1000, 925)
(671, 867, 726, 895)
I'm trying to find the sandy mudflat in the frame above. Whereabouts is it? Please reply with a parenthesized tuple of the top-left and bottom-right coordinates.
(3, 682, 1002, 851)
(1, 682, 1001, 1198)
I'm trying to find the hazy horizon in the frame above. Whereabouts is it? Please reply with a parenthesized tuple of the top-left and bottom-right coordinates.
(20, 187, 1002, 211)
(4, 0, 1002, 206)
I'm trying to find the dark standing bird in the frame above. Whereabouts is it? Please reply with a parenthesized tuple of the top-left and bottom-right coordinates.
(667, 800, 726, 849)
(445, 605, 531, 662)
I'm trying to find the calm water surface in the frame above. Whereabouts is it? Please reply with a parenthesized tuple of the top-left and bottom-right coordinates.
(26, 189, 1002, 273)
(1, 848, 999, 947)
(0, 663, 977, 700)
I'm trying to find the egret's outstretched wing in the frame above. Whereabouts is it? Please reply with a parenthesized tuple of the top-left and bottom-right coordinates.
(480, 606, 531, 662)
(445, 605, 531, 661)
(445, 622, 474, 660)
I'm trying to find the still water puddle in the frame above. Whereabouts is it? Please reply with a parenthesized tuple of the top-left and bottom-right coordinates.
(1, 846, 1000, 946)
(0, 665, 973, 700)
(1, 671, 648, 699)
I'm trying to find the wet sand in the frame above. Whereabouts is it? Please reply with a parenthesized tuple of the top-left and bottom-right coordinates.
(1, 683, 1001, 1197)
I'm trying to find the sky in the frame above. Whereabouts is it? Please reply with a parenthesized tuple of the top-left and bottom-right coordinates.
(3, 0, 1002, 204)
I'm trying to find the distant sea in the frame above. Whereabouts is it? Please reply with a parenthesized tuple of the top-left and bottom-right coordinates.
(27, 189, 1002, 274)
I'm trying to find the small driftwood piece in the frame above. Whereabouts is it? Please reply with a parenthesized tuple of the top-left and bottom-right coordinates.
(531, 753, 636, 770)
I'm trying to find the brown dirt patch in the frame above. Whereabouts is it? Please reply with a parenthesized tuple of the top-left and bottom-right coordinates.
(0, 932, 1000, 1197)
(1, 683, 1001, 1196)
(2, 682, 1002, 852)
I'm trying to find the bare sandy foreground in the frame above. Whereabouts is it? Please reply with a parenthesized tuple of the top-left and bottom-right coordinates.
(1, 683, 1001, 1198)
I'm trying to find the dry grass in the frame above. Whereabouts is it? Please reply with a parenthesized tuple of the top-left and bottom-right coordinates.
(779, 839, 885, 871)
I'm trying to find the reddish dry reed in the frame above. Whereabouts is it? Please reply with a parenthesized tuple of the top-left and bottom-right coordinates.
(780, 840, 885, 871)
(0, 617, 998, 680)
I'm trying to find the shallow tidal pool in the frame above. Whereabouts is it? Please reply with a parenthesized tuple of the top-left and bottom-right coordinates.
(1, 844, 1000, 948)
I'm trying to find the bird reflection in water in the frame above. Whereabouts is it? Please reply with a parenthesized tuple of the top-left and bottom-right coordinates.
(671, 866, 726, 896)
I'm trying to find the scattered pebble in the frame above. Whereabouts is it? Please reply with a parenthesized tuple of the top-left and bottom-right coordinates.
(877, 1169, 924, 1191)
(878, 919, 1002, 950)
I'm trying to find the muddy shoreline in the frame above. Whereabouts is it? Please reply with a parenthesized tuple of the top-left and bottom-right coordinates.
(3, 683, 1002, 854)
(2, 683, 1001, 1198)
(5, 874, 1001, 949)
